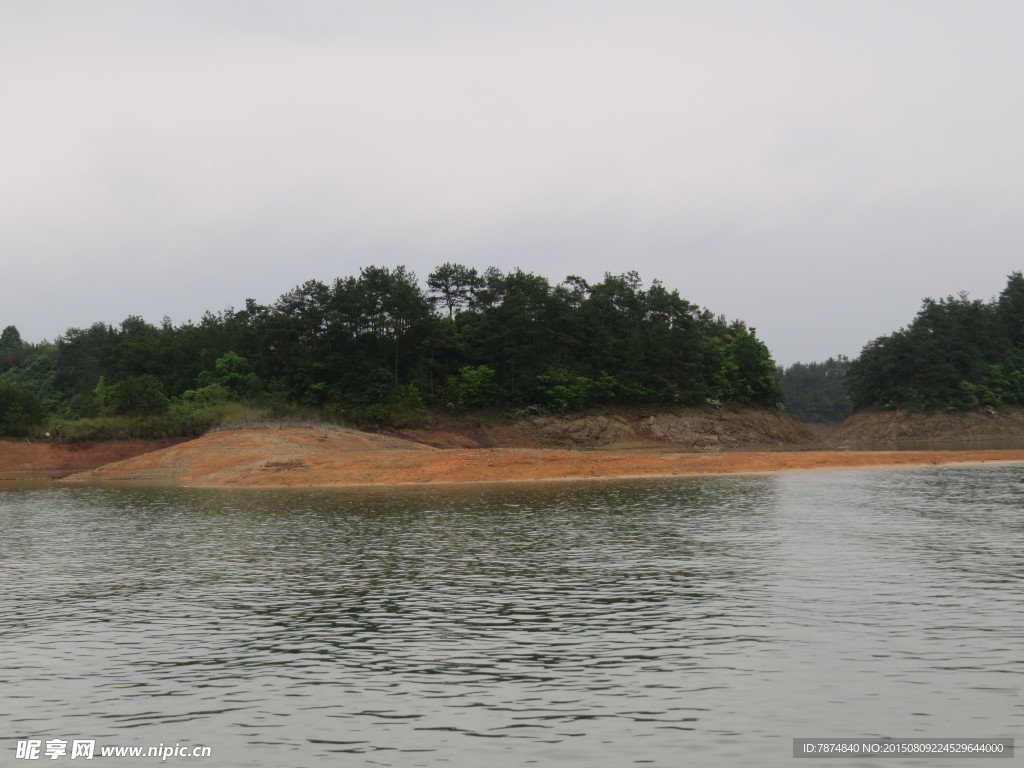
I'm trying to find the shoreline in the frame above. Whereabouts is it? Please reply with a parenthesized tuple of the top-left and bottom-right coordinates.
(6, 428, 1024, 488)
(185, 450, 1024, 488)
(171, 454, 1024, 490)
(60, 428, 1024, 487)
(0, 439, 180, 482)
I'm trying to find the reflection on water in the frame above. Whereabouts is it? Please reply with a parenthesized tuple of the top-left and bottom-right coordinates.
(1, 469, 1022, 767)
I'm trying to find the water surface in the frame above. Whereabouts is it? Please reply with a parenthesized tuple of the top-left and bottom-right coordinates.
(1, 467, 1021, 766)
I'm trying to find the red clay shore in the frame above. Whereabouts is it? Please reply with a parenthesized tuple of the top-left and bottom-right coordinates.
(0, 439, 179, 481)
(45, 427, 1024, 488)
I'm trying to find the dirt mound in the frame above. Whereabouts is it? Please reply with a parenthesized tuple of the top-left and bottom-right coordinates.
(64, 426, 432, 485)
(830, 407, 1024, 446)
(60, 425, 1024, 488)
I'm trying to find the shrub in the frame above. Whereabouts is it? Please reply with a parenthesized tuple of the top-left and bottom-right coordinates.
(0, 383, 45, 436)
(445, 366, 502, 409)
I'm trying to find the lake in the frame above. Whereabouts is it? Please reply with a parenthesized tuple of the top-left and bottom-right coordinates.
(1, 466, 1021, 766)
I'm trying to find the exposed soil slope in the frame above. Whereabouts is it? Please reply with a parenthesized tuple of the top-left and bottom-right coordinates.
(63, 426, 1024, 488)
(62, 427, 431, 484)
(394, 406, 819, 451)
(3, 407, 814, 482)
(0, 439, 178, 481)
(830, 407, 1024, 446)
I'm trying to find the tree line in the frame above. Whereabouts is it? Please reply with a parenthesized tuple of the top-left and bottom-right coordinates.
(775, 357, 852, 423)
(0, 265, 783, 437)
(847, 272, 1024, 411)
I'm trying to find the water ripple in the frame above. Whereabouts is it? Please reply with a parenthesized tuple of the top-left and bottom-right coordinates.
(1, 470, 1022, 766)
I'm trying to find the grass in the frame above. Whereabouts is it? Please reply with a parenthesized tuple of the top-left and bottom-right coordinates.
(34, 403, 281, 442)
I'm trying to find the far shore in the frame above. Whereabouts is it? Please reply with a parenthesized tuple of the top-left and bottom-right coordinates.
(101, 450, 1024, 489)
(14, 427, 1019, 488)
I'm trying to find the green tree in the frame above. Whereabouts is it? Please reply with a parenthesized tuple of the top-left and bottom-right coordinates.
(534, 368, 592, 412)
(710, 323, 782, 407)
(112, 375, 169, 415)
(427, 263, 482, 319)
(0, 343, 61, 414)
(848, 275, 1024, 411)
(0, 262, 791, 425)
(0, 325, 21, 350)
(55, 322, 116, 415)
(91, 376, 118, 416)
(0, 382, 45, 436)
(0, 325, 25, 371)
(445, 365, 502, 409)
(777, 357, 852, 422)
(196, 351, 260, 398)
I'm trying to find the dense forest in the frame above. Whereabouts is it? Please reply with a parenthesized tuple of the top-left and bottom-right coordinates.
(849, 272, 1024, 411)
(775, 357, 852, 423)
(0, 265, 782, 438)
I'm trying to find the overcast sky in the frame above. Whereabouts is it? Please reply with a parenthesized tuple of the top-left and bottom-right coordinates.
(3, 1, 1022, 366)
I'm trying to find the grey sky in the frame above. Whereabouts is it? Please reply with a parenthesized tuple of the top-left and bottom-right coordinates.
(3, 1, 1022, 366)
